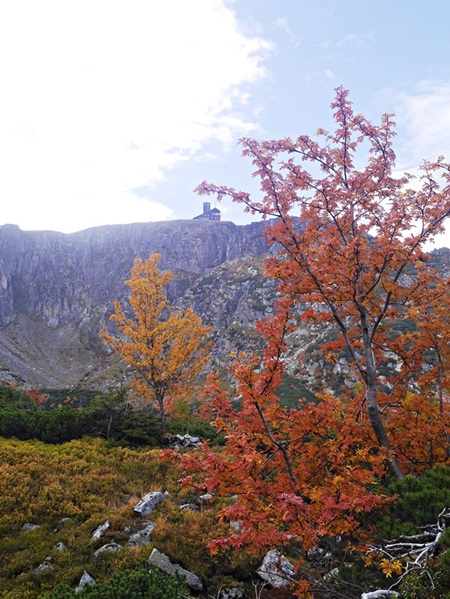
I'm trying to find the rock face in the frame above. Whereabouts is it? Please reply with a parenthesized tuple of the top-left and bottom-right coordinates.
(0, 219, 448, 389)
(0, 220, 271, 387)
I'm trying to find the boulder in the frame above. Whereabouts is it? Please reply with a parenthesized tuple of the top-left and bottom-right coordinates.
(148, 548, 204, 591)
(165, 434, 202, 450)
(76, 571, 95, 592)
(257, 550, 295, 588)
(91, 520, 110, 539)
(219, 583, 245, 599)
(34, 556, 52, 574)
(199, 493, 213, 503)
(127, 522, 155, 546)
(21, 523, 40, 532)
(94, 542, 121, 558)
(180, 502, 199, 511)
(177, 433, 201, 447)
(134, 492, 165, 517)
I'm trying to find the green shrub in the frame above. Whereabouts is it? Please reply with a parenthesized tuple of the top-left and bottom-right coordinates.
(0, 406, 165, 447)
(40, 566, 188, 599)
(166, 419, 222, 444)
(399, 563, 450, 599)
(356, 466, 450, 597)
(370, 465, 450, 540)
(0, 407, 96, 443)
(112, 412, 163, 446)
(0, 384, 31, 408)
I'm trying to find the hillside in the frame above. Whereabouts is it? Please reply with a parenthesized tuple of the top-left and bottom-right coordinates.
(0, 220, 449, 390)
(0, 220, 272, 387)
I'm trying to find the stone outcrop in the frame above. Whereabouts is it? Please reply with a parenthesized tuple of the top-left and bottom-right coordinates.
(148, 548, 204, 591)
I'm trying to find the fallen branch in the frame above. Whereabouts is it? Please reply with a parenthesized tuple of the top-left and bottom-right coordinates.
(361, 508, 450, 598)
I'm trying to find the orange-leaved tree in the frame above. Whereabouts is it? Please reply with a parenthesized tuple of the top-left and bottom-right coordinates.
(102, 254, 213, 424)
(196, 87, 450, 480)
(384, 270, 450, 471)
(182, 298, 389, 552)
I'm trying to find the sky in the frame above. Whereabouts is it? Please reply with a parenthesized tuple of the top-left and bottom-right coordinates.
(1, 0, 450, 247)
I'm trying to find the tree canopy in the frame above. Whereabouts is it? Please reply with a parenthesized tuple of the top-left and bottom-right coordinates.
(102, 254, 212, 423)
(196, 86, 450, 479)
(186, 87, 450, 596)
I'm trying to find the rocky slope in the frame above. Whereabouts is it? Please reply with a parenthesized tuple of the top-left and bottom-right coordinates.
(0, 220, 449, 390)
(0, 220, 273, 387)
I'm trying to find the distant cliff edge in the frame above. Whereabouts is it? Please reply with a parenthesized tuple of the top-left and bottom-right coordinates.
(0, 220, 448, 390)
(0, 220, 271, 387)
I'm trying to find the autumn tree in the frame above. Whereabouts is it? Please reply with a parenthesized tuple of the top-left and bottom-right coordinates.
(197, 87, 450, 480)
(182, 300, 389, 556)
(102, 254, 212, 424)
(385, 271, 450, 470)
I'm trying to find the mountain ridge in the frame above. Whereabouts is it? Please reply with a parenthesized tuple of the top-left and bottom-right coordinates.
(0, 219, 272, 387)
(0, 220, 448, 389)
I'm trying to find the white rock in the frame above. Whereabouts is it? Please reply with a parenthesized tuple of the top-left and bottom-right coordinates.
(219, 583, 245, 599)
(91, 520, 110, 539)
(127, 522, 155, 546)
(94, 542, 121, 557)
(134, 492, 165, 517)
(148, 548, 204, 591)
(199, 493, 213, 502)
(257, 550, 295, 588)
(75, 571, 95, 593)
(22, 523, 40, 532)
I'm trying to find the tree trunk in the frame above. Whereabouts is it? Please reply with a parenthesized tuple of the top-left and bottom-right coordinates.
(365, 380, 404, 479)
(157, 394, 166, 433)
(362, 319, 405, 479)
(437, 358, 450, 459)
(106, 414, 113, 440)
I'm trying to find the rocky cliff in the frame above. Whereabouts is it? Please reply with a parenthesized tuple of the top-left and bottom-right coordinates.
(1, 220, 449, 391)
(0, 220, 272, 387)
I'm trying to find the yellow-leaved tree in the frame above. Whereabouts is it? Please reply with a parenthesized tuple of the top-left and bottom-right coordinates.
(102, 254, 213, 424)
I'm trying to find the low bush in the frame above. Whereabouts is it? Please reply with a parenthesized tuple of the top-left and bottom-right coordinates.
(369, 464, 450, 540)
(40, 565, 188, 599)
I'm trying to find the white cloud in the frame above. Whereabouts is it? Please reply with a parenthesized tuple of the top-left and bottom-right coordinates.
(394, 81, 450, 168)
(0, 0, 273, 232)
(275, 17, 300, 47)
(336, 32, 374, 48)
(390, 81, 450, 249)
(316, 6, 335, 18)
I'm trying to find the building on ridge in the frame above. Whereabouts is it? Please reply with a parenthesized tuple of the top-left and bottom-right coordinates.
(194, 202, 221, 221)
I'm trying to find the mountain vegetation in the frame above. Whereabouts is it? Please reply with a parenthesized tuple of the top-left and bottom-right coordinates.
(0, 88, 449, 598)
(101, 254, 212, 425)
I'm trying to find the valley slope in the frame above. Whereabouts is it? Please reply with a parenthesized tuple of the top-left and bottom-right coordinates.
(1, 220, 448, 390)
(0, 220, 272, 387)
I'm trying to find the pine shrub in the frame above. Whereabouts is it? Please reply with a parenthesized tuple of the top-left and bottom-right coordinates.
(40, 566, 188, 599)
